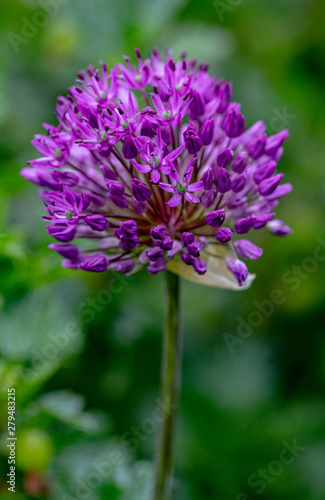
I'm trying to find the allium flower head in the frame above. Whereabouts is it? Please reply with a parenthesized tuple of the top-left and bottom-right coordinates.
(22, 48, 292, 289)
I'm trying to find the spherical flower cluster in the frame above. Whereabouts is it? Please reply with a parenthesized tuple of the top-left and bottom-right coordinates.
(21, 48, 292, 287)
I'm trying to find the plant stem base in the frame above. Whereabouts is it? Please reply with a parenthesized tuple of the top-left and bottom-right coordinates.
(153, 271, 181, 500)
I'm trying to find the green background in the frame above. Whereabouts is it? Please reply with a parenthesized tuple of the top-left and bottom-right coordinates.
(0, 0, 325, 498)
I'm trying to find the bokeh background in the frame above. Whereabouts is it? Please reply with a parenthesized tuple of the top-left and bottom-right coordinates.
(0, 0, 325, 498)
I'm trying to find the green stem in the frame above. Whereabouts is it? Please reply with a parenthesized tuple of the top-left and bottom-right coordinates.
(153, 271, 182, 500)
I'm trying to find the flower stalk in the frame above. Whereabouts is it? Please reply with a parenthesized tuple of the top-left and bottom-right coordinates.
(153, 271, 182, 500)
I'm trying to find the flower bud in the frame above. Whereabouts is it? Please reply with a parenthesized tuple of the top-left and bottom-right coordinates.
(148, 259, 167, 274)
(167, 241, 182, 259)
(264, 183, 292, 200)
(231, 172, 247, 193)
(226, 194, 247, 210)
(119, 234, 138, 251)
(47, 224, 76, 242)
(205, 209, 225, 228)
(151, 225, 167, 241)
(53, 170, 79, 187)
(183, 122, 203, 154)
(216, 82, 232, 113)
(221, 103, 245, 138)
(264, 130, 289, 157)
(116, 259, 135, 274)
(193, 259, 207, 275)
(21, 167, 57, 189)
(159, 236, 174, 251)
(201, 189, 216, 208)
(48, 243, 79, 259)
(146, 246, 164, 262)
(253, 212, 275, 229)
(78, 254, 107, 272)
(235, 240, 263, 260)
(132, 196, 147, 215)
(122, 135, 139, 159)
(190, 90, 205, 116)
(181, 232, 195, 247)
(85, 215, 107, 231)
(215, 167, 232, 193)
(248, 133, 267, 159)
(232, 152, 248, 173)
(217, 148, 233, 168)
(259, 173, 284, 196)
(187, 242, 202, 258)
(226, 258, 248, 286)
(181, 253, 196, 265)
(199, 119, 215, 145)
(234, 216, 255, 234)
(120, 220, 138, 236)
(216, 227, 233, 243)
(109, 194, 129, 209)
(141, 119, 156, 138)
(253, 161, 277, 184)
(267, 219, 293, 236)
(201, 168, 213, 190)
(100, 164, 117, 180)
(132, 178, 152, 202)
(106, 180, 125, 196)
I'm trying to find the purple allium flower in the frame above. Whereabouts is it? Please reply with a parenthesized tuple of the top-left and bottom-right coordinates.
(22, 49, 292, 287)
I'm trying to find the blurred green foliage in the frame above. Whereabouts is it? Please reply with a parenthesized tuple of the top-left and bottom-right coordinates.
(0, 0, 325, 498)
